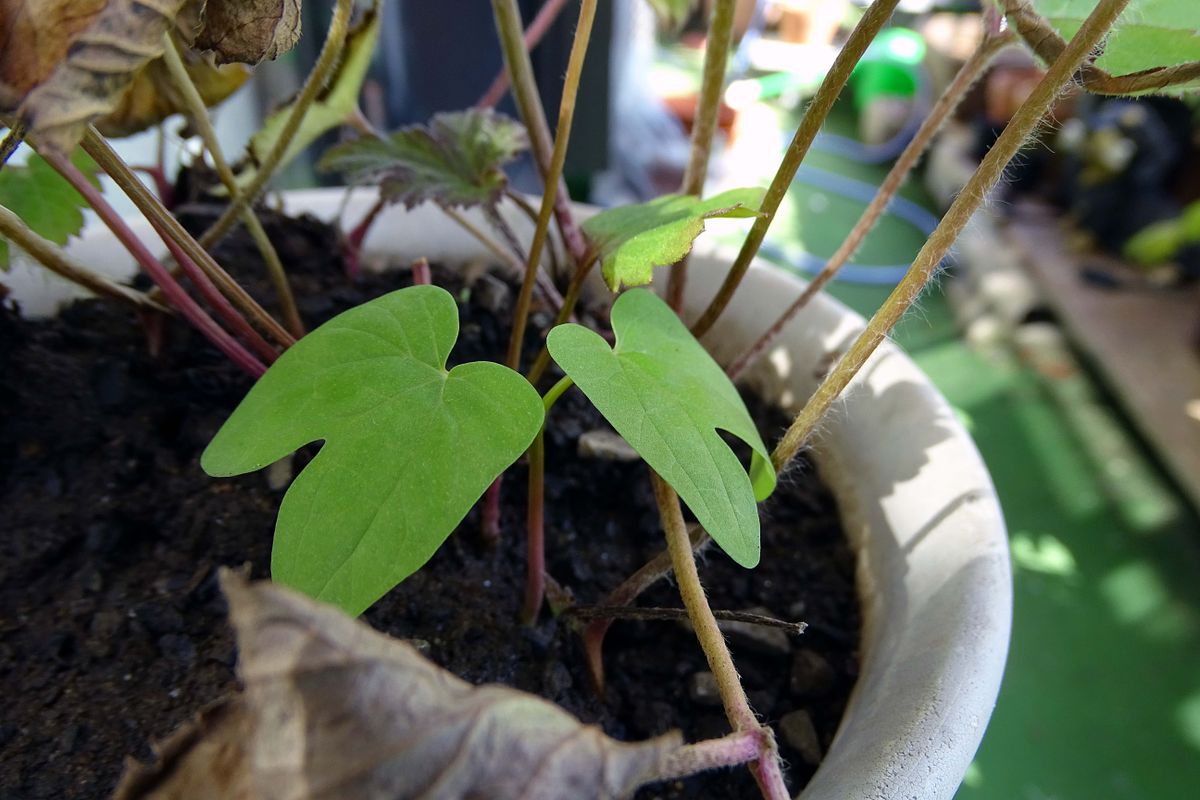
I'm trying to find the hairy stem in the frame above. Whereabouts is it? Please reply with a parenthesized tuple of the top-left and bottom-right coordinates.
(41, 150, 265, 376)
(490, 0, 591, 268)
(581, 525, 709, 693)
(653, 473, 788, 800)
(0, 204, 167, 312)
(478, 0, 572, 109)
(196, 0, 354, 252)
(727, 31, 1013, 383)
(771, 0, 1131, 473)
(568, 605, 804, 632)
(1, 121, 25, 170)
(82, 129, 295, 349)
(657, 730, 764, 782)
(690, 0, 901, 338)
(666, 0, 737, 312)
(160, 34, 305, 338)
(505, 0, 598, 371)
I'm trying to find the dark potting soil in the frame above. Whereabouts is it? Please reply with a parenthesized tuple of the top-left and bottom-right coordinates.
(0, 207, 860, 800)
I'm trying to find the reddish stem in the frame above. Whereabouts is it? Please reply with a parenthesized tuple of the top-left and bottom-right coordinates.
(344, 196, 387, 278)
(521, 430, 546, 624)
(481, 476, 503, 543)
(43, 151, 266, 377)
(131, 165, 175, 209)
(410, 257, 432, 285)
(477, 0, 572, 109)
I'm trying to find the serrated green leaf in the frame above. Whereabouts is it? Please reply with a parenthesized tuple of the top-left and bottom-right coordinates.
(317, 109, 528, 209)
(235, 3, 382, 189)
(583, 188, 763, 292)
(547, 289, 776, 568)
(0, 148, 101, 270)
(1033, 0, 1200, 90)
(201, 286, 545, 616)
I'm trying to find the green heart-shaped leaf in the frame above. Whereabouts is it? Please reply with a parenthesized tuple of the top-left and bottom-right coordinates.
(1033, 0, 1200, 89)
(202, 286, 544, 616)
(583, 188, 764, 292)
(547, 289, 776, 567)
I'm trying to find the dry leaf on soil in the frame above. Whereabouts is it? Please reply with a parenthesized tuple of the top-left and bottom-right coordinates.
(114, 571, 682, 800)
(194, 0, 302, 65)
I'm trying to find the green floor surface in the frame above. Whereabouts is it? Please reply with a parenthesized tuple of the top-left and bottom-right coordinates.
(763, 101, 1200, 798)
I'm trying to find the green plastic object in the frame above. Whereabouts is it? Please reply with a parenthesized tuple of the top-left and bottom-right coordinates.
(848, 27, 925, 111)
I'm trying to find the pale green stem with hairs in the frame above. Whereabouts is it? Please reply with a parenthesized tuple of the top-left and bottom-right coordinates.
(196, 0, 355, 252)
(771, 0, 1132, 473)
(160, 34, 304, 337)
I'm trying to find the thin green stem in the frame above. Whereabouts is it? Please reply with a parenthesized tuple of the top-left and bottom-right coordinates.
(690, 0, 901, 338)
(0, 204, 168, 312)
(1, 121, 25, 170)
(652, 473, 788, 800)
(196, 0, 354, 252)
(478, 0, 572, 109)
(526, 252, 597, 385)
(82, 129, 295, 350)
(727, 31, 1014, 383)
(160, 34, 305, 338)
(490, 0, 591, 268)
(666, 0, 737, 312)
(771, 0, 1131, 473)
(505, 0, 598, 371)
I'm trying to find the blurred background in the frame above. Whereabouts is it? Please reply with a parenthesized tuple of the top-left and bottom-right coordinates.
(26, 1, 1200, 797)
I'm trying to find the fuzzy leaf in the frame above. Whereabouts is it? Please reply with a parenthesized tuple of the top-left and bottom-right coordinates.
(238, 3, 382, 189)
(583, 188, 763, 292)
(548, 289, 776, 568)
(318, 109, 528, 210)
(201, 286, 544, 616)
(1033, 0, 1200, 89)
(114, 573, 682, 800)
(0, 149, 101, 270)
(194, 0, 302, 64)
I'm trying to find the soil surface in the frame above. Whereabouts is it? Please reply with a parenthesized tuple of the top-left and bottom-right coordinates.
(0, 206, 860, 799)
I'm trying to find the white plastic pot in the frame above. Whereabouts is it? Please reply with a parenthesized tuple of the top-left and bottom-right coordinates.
(23, 189, 1010, 799)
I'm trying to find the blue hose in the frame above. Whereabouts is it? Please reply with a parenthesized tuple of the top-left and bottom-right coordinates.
(761, 165, 944, 285)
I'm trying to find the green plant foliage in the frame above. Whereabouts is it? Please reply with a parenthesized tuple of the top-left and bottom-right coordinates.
(236, 2, 382, 190)
(1034, 0, 1200, 87)
(0, 149, 100, 269)
(644, 0, 701, 30)
(318, 109, 528, 209)
(201, 286, 545, 616)
(582, 188, 763, 292)
(547, 289, 776, 568)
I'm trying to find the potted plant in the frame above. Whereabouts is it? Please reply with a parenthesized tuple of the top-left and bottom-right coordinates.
(1, 1, 1195, 798)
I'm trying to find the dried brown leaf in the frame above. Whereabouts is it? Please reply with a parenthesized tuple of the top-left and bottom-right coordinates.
(194, 0, 302, 65)
(115, 572, 682, 800)
(0, 0, 108, 101)
(12, 0, 191, 152)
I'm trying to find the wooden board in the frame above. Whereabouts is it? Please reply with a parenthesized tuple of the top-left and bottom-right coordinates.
(1005, 202, 1200, 515)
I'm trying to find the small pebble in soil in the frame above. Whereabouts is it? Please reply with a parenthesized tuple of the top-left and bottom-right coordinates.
(578, 429, 641, 462)
(790, 648, 837, 697)
(780, 709, 823, 766)
(687, 672, 722, 707)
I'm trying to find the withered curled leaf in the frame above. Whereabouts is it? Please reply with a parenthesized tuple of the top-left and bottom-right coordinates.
(0, 0, 299, 153)
(114, 571, 682, 800)
(11, 0, 189, 152)
(194, 0, 302, 65)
